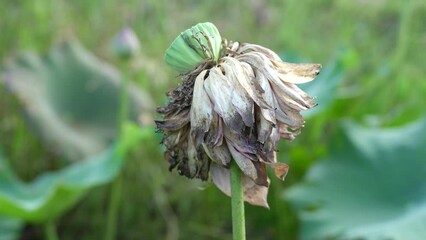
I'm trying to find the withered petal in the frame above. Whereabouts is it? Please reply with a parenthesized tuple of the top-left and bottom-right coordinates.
(242, 176, 270, 208)
(263, 126, 280, 152)
(202, 142, 231, 167)
(190, 70, 213, 145)
(252, 161, 269, 187)
(211, 164, 270, 208)
(204, 67, 244, 132)
(187, 137, 199, 178)
(187, 137, 211, 180)
(238, 52, 311, 107)
(257, 109, 273, 144)
(272, 94, 304, 128)
(277, 123, 299, 141)
(227, 141, 258, 181)
(222, 57, 272, 110)
(270, 83, 310, 111)
(155, 109, 190, 131)
(266, 162, 289, 180)
(272, 60, 321, 84)
(238, 43, 282, 61)
(204, 113, 224, 146)
(223, 126, 257, 157)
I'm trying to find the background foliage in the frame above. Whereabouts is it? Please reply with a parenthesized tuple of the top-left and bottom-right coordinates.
(0, 0, 425, 239)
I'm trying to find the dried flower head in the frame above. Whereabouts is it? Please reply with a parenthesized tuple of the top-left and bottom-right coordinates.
(156, 22, 321, 207)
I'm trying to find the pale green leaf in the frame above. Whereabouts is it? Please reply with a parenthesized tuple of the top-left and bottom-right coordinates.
(1, 41, 153, 160)
(285, 117, 426, 240)
(0, 217, 23, 240)
(0, 145, 122, 223)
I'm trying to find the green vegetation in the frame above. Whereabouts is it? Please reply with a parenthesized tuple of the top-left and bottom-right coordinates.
(0, 0, 425, 239)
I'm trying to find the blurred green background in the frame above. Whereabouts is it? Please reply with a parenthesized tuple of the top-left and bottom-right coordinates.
(0, 0, 425, 239)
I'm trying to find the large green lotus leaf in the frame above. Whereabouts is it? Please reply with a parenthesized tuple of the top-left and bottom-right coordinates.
(285, 117, 426, 240)
(1, 41, 153, 160)
(0, 123, 152, 223)
(0, 217, 22, 240)
(0, 146, 121, 222)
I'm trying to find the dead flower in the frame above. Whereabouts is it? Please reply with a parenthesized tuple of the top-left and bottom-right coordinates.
(156, 22, 321, 207)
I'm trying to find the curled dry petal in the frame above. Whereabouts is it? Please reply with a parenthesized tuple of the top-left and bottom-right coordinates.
(257, 110, 273, 144)
(204, 113, 223, 147)
(204, 67, 244, 132)
(272, 60, 322, 84)
(266, 162, 289, 180)
(190, 70, 213, 145)
(187, 137, 199, 177)
(238, 43, 282, 61)
(238, 52, 311, 107)
(222, 57, 272, 109)
(272, 93, 304, 128)
(219, 60, 255, 127)
(155, 108, 190, 131)
(202, 142, 231, 167)
(211, 164, 270, 208)
(227, 142, 258, 181)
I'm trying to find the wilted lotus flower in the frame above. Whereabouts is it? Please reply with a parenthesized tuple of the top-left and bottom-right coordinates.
(156, 22, 321, 207)
(111, 26, 141, 60)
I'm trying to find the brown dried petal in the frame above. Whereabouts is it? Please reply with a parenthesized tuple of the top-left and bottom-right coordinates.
(202, 142, 231, 167)
(272, 93, 305, 128)
(204, 113, 223, 147)
(266, 162, 289, 180)
(190, 70, 213, 145)
(222, 57, 272, 109)
(257, 109, 273, 144)
(272, 60, 321, 84)
(155, 108, 190, 131)
(204, 67, 244, 132)
(187, 137, 211, 180)
(238, 43, 282, 62)
(231, 91, 255, 128)
(227, 142, 258, 181)
(238, 52, 311, 107)
(187, 137, 199, 178)
(211, 164, 270, 208)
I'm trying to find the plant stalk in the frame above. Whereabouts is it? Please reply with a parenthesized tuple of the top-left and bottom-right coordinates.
(45, 220, 59, 240)
(231, 161, 246, 240)
(105, 175, 123, 240)
(105, 64, 129, 240)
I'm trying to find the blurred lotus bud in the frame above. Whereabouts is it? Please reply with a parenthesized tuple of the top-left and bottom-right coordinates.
(111, 27, 141, 60)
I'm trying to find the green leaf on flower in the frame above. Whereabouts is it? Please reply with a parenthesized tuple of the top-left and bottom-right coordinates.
(285, 117, 426, 240)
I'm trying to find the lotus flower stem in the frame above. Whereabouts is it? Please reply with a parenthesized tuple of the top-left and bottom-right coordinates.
(231, 161, 246, 240)
(105, 63, 129, 240)
(105, 175, 122, 240)
(45, 220, 59, 240)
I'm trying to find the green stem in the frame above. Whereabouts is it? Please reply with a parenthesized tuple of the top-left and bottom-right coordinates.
(105, 175, 123, 240)
(231, 162, 246, 240)
(45, 220, 59, 240)
(118, 65, 129, 134)
(105, 64, 129, 240)
(392, 0, 416, 68)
